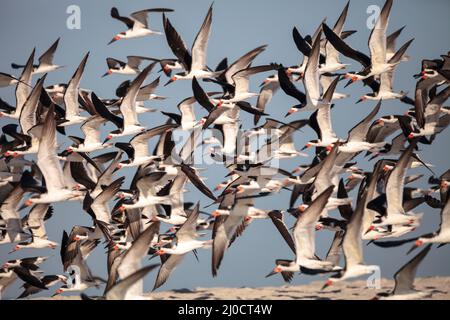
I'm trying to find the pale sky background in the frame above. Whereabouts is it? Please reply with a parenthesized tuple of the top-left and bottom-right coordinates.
(0, 0, 449, 299)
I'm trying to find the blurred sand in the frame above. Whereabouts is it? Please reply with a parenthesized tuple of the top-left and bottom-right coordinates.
(28, 276, 450, 300)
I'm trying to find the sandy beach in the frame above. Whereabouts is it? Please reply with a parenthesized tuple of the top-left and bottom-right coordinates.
(29, 277, 450, 300)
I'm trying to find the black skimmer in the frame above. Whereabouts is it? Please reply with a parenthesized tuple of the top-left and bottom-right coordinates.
(17, 274, 67, 299)
(157, 59, 183, 77)
(367, 142, 423, 231)
(116, 221, 160, 299)
(115, 123, 177, 168)
(22, 106, 83, 206)
(11, 38, 63, 74)
(427, 169, 450, 208)
(357, 26, 414, 104)
(1, 265, 47, 297)
(356, 59, 414, 104)
(99, 64, 155, 141)
(404, 85, 450, 139)
(108, 7, 174, 44)
(66, 115, 112, 153)
(110, 77, 164, 114)
(130, 77, 167, 103)
(10, 204, 58, 251)
(212, 45, 267, 95)
(366, 115, 403, 149)
(0, 0, 450, 301)
(401, 192, 450, 252)
(153, 203, 212, 289)
(256, 119, 309, 162)
(83, 177, 124, 225)
(413, 59, 450, 129)
(191, 77, 238, 129)
(337, 101, 386, 153)
(301, 98, 338, 150)
(291, 52, 341, 116)
(116, 171, 170, 212)
(266, 186, 338, 280)
(0, 174, 36, 244)
(5, 76, 47, 158)
(321, 1, 351, 74)
(102, 56, 158, 77)
(322, 163, 384, 289)
(175, 96, 203, 130)
(324, 0, 413, 85)
(368, 133, 407, 160)
(61, 52, 90, 127)
(307, 146, 352, 215)
(55, 231, 102, 296)
(213, 64, 279, 105)
(192, 72, 271, 129)
(163, 5, 217, 84)
(254, 76, 280, 125)
(287, 22, 325, 78)
(2, 256, 48, 270)
(322, 23, 410, 93)
(3, 49, 35, 120)
(374, 244, 432, 299)
(211, 190, 254, 277)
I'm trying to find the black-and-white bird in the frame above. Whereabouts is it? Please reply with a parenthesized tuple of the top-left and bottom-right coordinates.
(108, 7, 174, 44)
(11, 38, 63, 74)
(102, 56, 158, 77)
(266, 186, 339, 280)
(163, 5, 217, 84)
(374, 244, 432, 300)
(0, 0, 449, 301)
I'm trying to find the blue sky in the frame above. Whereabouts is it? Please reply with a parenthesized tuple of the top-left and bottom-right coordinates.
(0, 0, 450, 299)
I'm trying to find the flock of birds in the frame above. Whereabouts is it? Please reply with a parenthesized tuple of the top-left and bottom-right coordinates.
(0, 0, 450, 300)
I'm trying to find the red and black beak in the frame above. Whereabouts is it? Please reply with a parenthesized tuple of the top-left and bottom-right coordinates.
(265, 270, 278, 278)
(164, 76, 177, 86)
(321, 279, 333, 291)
